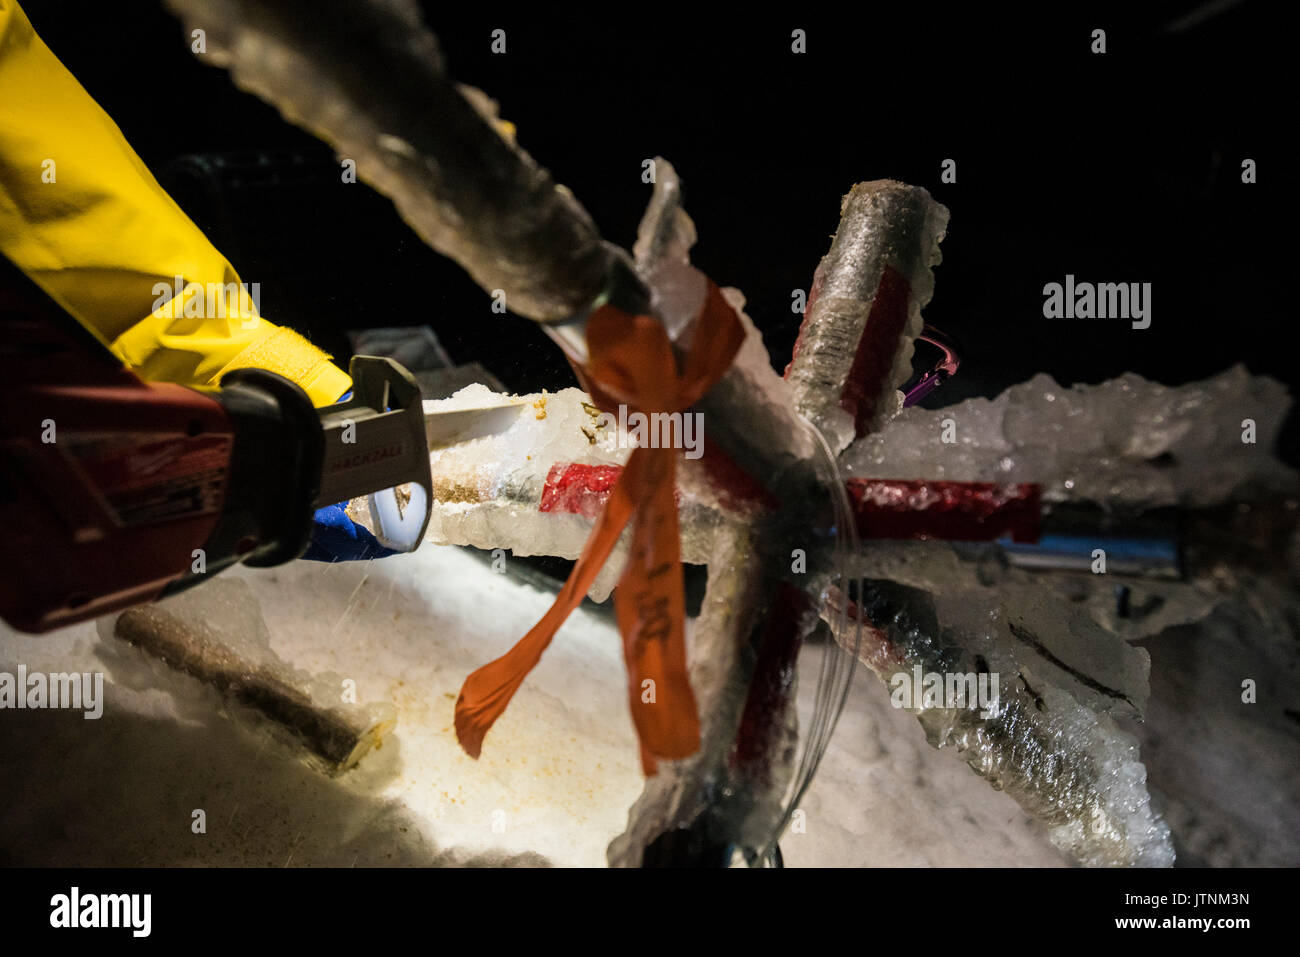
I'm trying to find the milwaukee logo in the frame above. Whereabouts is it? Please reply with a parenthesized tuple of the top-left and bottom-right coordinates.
(329, 443, 404, 472)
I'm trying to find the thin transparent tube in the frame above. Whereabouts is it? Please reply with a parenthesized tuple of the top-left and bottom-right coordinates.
(756, 416, 861, 864)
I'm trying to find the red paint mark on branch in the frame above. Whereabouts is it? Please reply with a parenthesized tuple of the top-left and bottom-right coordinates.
(538, 463, 623, 519)
(847, 479, 1041, 543)
(840, 265, 913, 438)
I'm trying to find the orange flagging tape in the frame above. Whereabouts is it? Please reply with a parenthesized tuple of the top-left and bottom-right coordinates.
(454, 281, 745, 774)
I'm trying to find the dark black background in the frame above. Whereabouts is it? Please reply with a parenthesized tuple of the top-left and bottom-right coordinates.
(20, 1, 1296, 456)
(0, 864, 1280, 942)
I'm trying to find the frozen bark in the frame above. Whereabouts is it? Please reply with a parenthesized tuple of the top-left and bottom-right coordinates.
(97, 579, 394, 776)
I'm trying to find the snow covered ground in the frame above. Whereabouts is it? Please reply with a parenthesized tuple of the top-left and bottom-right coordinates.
(0, 536, 1292, 866)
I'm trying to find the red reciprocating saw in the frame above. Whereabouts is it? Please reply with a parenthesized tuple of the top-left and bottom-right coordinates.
(0, 253, 432, 633)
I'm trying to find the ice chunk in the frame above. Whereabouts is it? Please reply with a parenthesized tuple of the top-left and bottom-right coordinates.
(406, 385, 769, 602)
(843, 366, 1296, 509)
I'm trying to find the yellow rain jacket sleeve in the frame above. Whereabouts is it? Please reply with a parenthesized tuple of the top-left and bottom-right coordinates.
(0, 0, 351, 407)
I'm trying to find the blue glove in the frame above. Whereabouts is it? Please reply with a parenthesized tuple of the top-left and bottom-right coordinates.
(301, 388, 397, 563)
(302, 502, 397, 562)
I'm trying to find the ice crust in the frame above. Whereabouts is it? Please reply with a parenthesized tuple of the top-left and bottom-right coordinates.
(607, 523, 774, 866)
(786, 181, 949, 452)
(854, 542, 1154, 717)
(843, 366, 1296, 508)
(415, 384, 765, 603)
(418, 386, 628, 601)
(824, 576, 1174, 867)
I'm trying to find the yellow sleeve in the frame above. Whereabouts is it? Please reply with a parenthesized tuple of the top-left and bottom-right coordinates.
(0, 0, 351, 407)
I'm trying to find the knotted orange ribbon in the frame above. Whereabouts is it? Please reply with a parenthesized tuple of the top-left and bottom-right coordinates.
(454, 281, 745, 774)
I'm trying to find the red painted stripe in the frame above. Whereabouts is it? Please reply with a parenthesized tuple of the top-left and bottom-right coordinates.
(839, 264, 913, 438)
(538, 444, 777, 519)
(730, 582, 813, 784)
(847, 479, 1042, 543)
(538, 463, 623, 519)
(543, 468, 1040, 542)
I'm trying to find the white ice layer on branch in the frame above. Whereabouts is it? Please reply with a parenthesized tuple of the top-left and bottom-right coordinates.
(843, 366, 1296, 508)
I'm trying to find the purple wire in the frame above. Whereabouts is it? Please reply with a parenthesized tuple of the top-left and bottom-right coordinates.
(902, 326, 961, 407)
